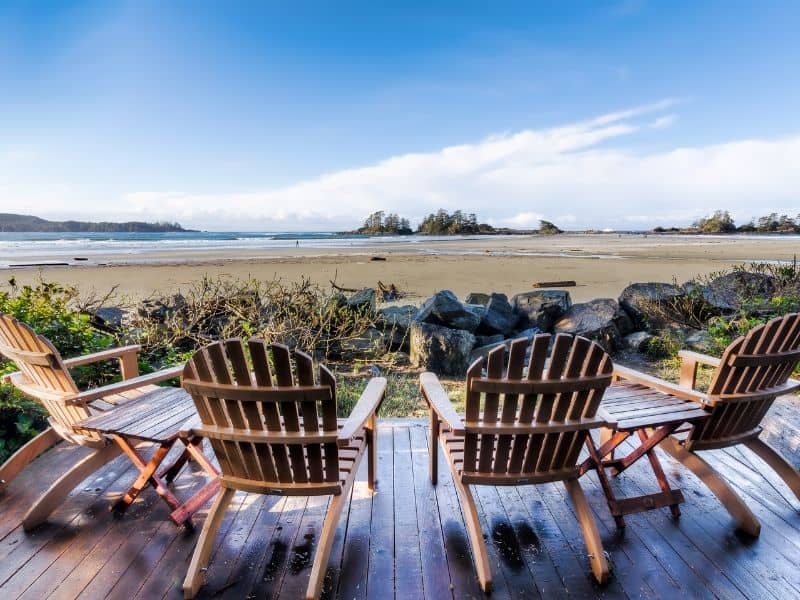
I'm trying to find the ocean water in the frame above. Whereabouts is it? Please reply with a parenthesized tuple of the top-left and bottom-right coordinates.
(0, 231, 487, 266)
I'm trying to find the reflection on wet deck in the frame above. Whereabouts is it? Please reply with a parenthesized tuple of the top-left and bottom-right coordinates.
(1, 416, 799, 599)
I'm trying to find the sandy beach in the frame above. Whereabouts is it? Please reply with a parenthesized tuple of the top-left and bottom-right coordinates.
(2, 234, 798, 303)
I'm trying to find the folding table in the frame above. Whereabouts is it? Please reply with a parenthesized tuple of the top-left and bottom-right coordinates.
(78, 386, 220, 527)
(579, 379, 710, 528)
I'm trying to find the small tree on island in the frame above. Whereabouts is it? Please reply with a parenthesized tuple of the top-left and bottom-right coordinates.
(356, 211, 412, 235)
(417, 209, 494, 234)
(538, 220, 563, 235)
(693, 210, 736, 233)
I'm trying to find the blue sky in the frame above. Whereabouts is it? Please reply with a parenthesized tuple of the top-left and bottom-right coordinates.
(1, 1, 799, 230)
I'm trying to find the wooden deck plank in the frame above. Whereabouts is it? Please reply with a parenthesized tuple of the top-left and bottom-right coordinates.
(391, 426, 424, 599)
(409, 425, 453, 599)
(331, 458, 372, 599)
(431, 429, 484, 600)
(0, 418, 799, 599)
(366, 425, 395, 599)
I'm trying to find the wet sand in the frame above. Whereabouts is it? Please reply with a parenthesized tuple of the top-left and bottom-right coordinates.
(3, 234, 797, 303)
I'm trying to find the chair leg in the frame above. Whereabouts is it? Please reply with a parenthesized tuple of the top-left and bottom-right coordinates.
(23, 443, 121, 531)
(0, 427, 61, 494)
(429, 409, 439, 485)
(564, 478, 610, 584)
(452, 478, 492, 592)
(744, 437, 800, 501)
(367, 414, 377, 491)
(183, 486, 235, 599)
(305, 488, 351, 600)
(660, 437, 761, 536)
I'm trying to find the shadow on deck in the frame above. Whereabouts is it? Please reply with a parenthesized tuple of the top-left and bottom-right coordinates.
(1, 401, 799, 599)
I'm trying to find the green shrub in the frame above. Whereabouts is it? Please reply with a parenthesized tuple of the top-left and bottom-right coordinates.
(0, 278, 118, 460)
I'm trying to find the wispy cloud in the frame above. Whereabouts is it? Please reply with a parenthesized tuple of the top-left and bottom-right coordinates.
(6, 100, 800, 230)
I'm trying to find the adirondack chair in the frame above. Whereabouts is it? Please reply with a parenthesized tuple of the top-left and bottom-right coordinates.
(0, 314, 182, 530)
(613, 312, 800, 536)
(422, 334, 614, 590)
(180, 339, 386, 600)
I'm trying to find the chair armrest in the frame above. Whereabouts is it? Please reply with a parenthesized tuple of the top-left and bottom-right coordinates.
(420, 372, 465, 435)
(677, 350, 721, 369)
(63, 345, 142, 380)
(677, 349, 721, 389)
(613, 364, 710, 405)
(338, 377, 386, 447)
(67, 365, 183, 405)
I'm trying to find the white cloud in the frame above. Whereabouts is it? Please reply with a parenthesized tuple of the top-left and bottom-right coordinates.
(650, 114, 677, 129)
(4, 99, 800, 231)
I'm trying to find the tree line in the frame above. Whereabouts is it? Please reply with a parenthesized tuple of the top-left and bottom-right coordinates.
(356, 210, 563, 235)
(653, 210, 800, 234)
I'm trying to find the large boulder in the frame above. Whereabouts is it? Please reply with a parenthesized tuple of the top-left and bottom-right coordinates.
(554, 298, 633, 350)
(622, 331, 655, 353)
(700, 272, 776, 313)
(409, 322, 476, 376)
(464, 292, 490, 306)
(477, 293, 519, 336)
(138, 293, 186, 323)
(415, 290, 482, 332)
(512, 290, 571, 332)
(684, 330, 715, 353)
(347, 288, 376, 313)
(619, 282, 685, 330)
(340, 327, 386, 358)
(91, 306, 127, 331)
(376, 304, 417, 352)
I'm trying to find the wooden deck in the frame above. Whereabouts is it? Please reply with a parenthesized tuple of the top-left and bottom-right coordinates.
(1, 402, 799, 599)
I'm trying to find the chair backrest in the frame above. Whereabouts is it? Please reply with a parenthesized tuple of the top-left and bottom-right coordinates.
(461, 333, 612, 483)
(689, 312, 800, 449)
(0, 314, 99, 444)
(182, 339, 340, 494)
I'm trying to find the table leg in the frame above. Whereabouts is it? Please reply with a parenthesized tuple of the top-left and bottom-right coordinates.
(168, 436, 221, 527)
(584, 434, 627, 529)
(111, 436, 183, 518)
(638, 429, 682, 519)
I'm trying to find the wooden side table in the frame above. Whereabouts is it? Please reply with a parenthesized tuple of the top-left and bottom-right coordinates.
(579, 380, 710, 528)
(78, 386, 220, 527)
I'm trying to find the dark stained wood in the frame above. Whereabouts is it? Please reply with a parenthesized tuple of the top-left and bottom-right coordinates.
(0, 415, 799, 599)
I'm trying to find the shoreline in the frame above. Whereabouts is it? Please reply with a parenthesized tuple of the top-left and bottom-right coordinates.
(1, 233, 796, 304)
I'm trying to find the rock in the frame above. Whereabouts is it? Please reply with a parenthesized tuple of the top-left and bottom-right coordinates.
(622, 331, 655, 352)
(378, 305, 417, 330)
(475, 334, 505, 348)
(700, 272, 776, 313)
(415, 290, 482, 332)
(618, 282, 685, 330)
(91, 306, 126, 330)
(340, 327, 386, 357)
(465, 292, 490, 306)
(138, 293, 187, 323)
(376, 304, 417, 352)
(684, 330, 715, 353)
(347, 288, 376, 313)
(409, 322, 476, 376)
(512, 290, 572, 332)
(554, 298, 633, 350)
(478, 293, 519, 336)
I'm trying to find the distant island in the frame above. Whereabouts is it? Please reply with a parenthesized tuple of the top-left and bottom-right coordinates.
(0, 213, 190, 233)
(350, 209, 562, 236)
(653, 210, 800, 234)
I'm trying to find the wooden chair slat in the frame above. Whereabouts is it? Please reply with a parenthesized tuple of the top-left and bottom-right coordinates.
(296, 350, 324, 482)
(477, 347, 504, 472)
(271, 344, 308, 483)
